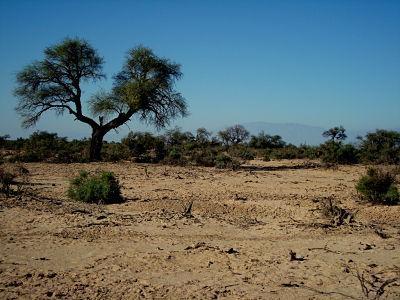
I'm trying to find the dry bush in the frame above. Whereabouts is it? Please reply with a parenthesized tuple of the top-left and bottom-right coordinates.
(345, 264, 399, 299)
(319, 197, 354, 226)
(0, 164, 30, 197)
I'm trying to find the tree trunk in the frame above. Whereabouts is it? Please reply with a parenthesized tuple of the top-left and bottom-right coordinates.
(89, 129, 106, 161)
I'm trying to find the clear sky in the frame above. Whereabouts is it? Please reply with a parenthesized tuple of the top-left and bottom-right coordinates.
(1, 0, 399, 140)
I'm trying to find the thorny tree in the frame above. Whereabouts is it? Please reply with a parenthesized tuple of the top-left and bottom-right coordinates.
(14, 38, 188, 160)
(322, 126, 347, 142)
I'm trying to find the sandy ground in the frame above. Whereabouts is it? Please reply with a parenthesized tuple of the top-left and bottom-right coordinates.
(0, 160, 399, 299)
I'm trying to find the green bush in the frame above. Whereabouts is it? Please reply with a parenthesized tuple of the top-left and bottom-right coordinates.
(101, 142, 130, 162)
(215, 153, 240, 169)
(188, 148, 216, 167)
(122, 131, 166, 162)
(356, 168, 399, 205)
(263, 149, 272, 161)
(68, 171, 124, 204)
(239, 149, 255, 160)
(320, 141, 359, 165)
(271, 145, 299, 159)
(359, 130, 400, 164)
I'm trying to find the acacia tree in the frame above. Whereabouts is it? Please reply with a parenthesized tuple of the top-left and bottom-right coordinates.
(14, 38, 188, 161)
(322, 126, 347, 142)
(218, 124, 249, 146)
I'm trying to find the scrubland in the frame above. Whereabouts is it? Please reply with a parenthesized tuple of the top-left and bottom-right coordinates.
(1, 160, 399, 299)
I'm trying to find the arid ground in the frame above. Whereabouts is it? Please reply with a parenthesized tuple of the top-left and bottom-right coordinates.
(1, 160, 399, 299)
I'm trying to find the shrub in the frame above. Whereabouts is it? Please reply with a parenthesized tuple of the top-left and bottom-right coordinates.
(263, 149, 272, 161)
(228, 145, 255, 161)
(215, 153, 240, 169)
(122, 131, 166, 162)
(188, 148, 216, 167)
(164, 146, 186, 165)
(249, 132, 286, 149)
(320, 141, 359, 165)
(238, 148, 255, 160)
(68, 171, 123, 204)
(271, 145, 299, 160)
(101, 142, 130, 162)
(358, 130, 400, 164)
(356, 168, 399, 205)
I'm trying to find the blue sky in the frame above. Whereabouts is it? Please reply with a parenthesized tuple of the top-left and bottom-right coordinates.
(1, 0, 399, 140)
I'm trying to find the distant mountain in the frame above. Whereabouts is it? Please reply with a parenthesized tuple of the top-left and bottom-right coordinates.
(240, 122, 326, 145)
(238, 122, 376, 146)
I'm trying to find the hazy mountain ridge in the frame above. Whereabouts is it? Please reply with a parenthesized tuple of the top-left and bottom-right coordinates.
(237, 122, 398, 146)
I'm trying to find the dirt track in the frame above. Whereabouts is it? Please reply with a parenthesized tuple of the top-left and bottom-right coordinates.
(1, 160, 399, 299)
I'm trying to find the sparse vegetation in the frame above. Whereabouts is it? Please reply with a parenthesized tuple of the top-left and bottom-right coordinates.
(356, 167, 399, 205)
(320, 197, 354, 226)
(68, 171, 124, 204)
(358, 130, 400, 165)
(346, 263, 399, 299)
(0, 164, 31, 197)
(215, 153, 240, 169)
(1, 126, 399, 170)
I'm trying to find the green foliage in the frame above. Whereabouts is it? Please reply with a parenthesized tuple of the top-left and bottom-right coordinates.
(68, 171, 123, 204)
(263, 149, 272, 161)
(4, 131, 89, 163)
(101, 142, 130, 162)
(356, 168, 399, 205)
(14, 38, 188, 161)
(249, 132, 286, 149)
(15, 38, 104, 129)
(320, 141, 359, 165)
(195, 128, 212, 145)
(215, 153, 240, 169)
(164, 127, 194, 147)
(163, 146, 185, 165)
(270, 145, 300, 160)
(358, 130, 400, 164)
(218, 125, 249, 146)
(228, 145, 255, 160)
(237, 148, 255, 160)
(188, 148, 217, 167)
(23, 131, 66, 162)
(298, 144, 320, 159)
(112, 46, 188, 129)
(122, 131, 165, 162)
(322, 126, 347, 142)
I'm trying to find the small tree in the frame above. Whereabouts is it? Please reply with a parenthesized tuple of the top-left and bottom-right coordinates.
(122, 131, 165, 162)
(195, 127, 212, 145)
(322, 126, 347, 142)
(218, 124, 249, 146)
(15, 38, 187, 161)
(249, 131, 285, 149)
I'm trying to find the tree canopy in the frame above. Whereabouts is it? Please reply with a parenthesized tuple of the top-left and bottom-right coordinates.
(322, 126, 347, 142)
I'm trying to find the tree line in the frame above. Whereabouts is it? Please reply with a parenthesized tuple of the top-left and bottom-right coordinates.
(1, 125, 399, 167)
